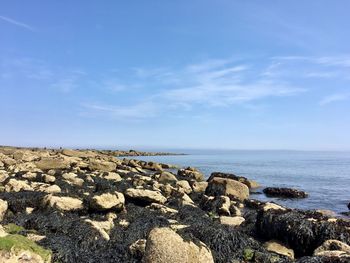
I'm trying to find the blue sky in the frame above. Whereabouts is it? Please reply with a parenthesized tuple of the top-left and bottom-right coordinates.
(1, 1, 350, 150)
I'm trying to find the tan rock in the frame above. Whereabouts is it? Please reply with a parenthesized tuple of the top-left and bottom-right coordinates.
(158, 171, 178, 184)
(35, 157, 70, 170)
(192, 181, 208, 193)
(143, 227, 214, 263)
(103, 172, 122, 182)
(264, 240, 294, 259)
(206, 178, 249, 201)
(0, 199, 8, 221)
(176, 180, 192, 194)
(5, 179, 33, 192)
(90, 192, 125, 211)
(314, 239, 350, 256)
(125, 188, 167, 204)
(263, 202, 286, 212)
(62, 172, 84, 186)
(88, 160, 116, 172)
(43, 195, 84, 212)
(219, 216, 245, 226)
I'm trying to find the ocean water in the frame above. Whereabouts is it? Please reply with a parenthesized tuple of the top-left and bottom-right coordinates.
(129, 150, 350, 215)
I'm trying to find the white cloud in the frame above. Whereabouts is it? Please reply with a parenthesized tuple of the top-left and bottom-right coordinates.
(319, 93, 350, 105)
(0, 15, 35, 31)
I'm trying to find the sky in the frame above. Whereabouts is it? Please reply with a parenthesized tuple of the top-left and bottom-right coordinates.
(1, 1, 350, 150)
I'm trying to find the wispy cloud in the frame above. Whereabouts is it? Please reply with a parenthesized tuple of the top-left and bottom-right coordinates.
(320, 93, 350, 105)
(0, 15, 35, 31)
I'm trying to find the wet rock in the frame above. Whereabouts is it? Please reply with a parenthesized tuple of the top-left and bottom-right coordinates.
(89, 191, 125, 211)
(0, 199, 8, 220)
(219, 216, 245, 226)
(264, 240, 294, 259)
(124, 188, 167, 205)
(206, 177, 249, 201)
(42, 195, 84, 212)
(263, 187, 308, 198)
(200, 195, 231, 216)
(178, 167, 204, 182)
(143, 227, 214, 263)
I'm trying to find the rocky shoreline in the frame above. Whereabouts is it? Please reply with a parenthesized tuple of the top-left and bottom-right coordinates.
(0, 146, 349, 262)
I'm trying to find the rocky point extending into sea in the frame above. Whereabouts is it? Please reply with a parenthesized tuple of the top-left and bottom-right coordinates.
(0, 146, 349, 263)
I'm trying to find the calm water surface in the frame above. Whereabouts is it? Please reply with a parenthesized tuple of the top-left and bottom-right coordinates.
(130, 150, 350, 214)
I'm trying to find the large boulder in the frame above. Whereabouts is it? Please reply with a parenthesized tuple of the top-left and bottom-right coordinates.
(206, 177, 249, 201)
(12, 150, 39, 162)
(88, 160, 116, 172)
(208, 172, 259, 189)
(5, 179, 33, 192)
(124, 188, 167, 205)
(263, 187, 308, 198)
(35, 157, 70, 170)
(158, 171, 178, 184)
(219, 216, 245, 227)
(143, 227, 214, 263)
(89, 191, 125, 211)
(42, 195, 84, 212)
(177, 167, 204, 182)
(62, 149, 95, 158)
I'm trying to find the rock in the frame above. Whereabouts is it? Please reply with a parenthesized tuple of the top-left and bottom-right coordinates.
(262, 202, 286, 212)
(62, 149, 95, 158)
(206, 177, 249, 201)
(43, 174, 56, 183)
(208, 172, 259, 189)
(263, 187, 308, 198)
(348, 202, 350, 210)
(89, 191, 125, 211)
(0, 234, 52, 262)
(35, 157, 70, 170)
(264, 240, 294, 259)
(103, 172, 122, 182)
(143, 227, 214, 263)
(32, 183, 61, 194)
(191, 181, 208, 193)
(314, 239, 350, 256)
(0, 199, 8, 221)
(42, 195, 84, 212)
(177, 167, 204, 182)
(124, 188, 167, 205)
(219, 216, 245, 226)
(158, 171, 178, 184)
(0, 171, 9, 183)
(144, 162, 163, 171)
(5, 179, 33, 192)
(200, 195, 231, 216)
(256, 209, 350, 257)
(62, 172, 84, 186)
(88, 160, 116, 172)
(12, 150, 39, 162)
(129, 239, 146, 259)
(176, 180, 192, 194)
(314, 250, 349, 258)
(147, 203, 178, 214)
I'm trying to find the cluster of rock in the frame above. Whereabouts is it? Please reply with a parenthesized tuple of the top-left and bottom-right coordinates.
(0, 146, 349, 263)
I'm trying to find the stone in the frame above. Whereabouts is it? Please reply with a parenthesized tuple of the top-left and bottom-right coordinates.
(12, 150, 39, 162)
(103, 172, 122, 182)
(89, 192, 125, 211)
(206, 177, 249, 201)
(5, 179, 33, 192)
(62, 172, 84, 186)
(314, 239, 350, 256)
(129, 239, 146, 258)
(143, 227, 214, 263)
(208, 172, 259, 189)
(62, 149, 95, 158)
(35, 157, 70, 170)
(88, 160, 116, 172)
(42, 195, 84, 212)
(191, 181, 208, 193)
(158, 171, 178, 184)
(124, 188, 167, 204)
(263, 187, 308, 198)
(176, 180, 192, 194)
(0, 199, 8, 221)
(264, 240, 294, 259)
(219, 216, 245, 226)
(43, 174, 56, 183)
(177, 167, 204, 181)
(262, 202, 286, 212)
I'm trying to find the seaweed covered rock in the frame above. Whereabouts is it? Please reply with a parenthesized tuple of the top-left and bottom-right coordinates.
(143, 227, 214, 263)
(206, 177, 249, 201)
(263, 187, 308, 198)
(256, 208, 350, 257)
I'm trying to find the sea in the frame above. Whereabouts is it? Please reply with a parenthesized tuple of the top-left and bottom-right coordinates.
(129, 150, 350, 215)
